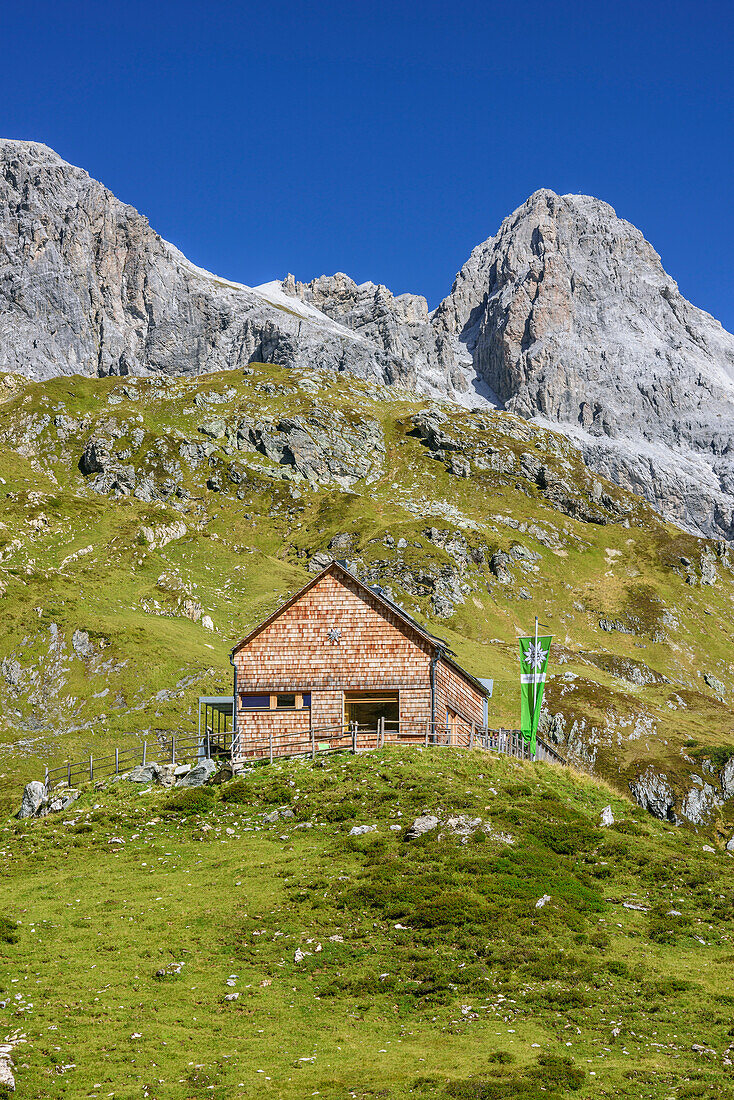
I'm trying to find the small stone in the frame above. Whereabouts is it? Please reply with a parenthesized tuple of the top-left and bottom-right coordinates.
(224, 992, 240, 1001)
(702, 844, 715, 853)
(535, 894, 551, 908)
(349, 824, 376, 836)
(600, 805, 614, 827)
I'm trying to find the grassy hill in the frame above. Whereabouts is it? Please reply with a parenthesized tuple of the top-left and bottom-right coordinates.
(3, 747, 734, 1098)
(1, 363, 734, 828)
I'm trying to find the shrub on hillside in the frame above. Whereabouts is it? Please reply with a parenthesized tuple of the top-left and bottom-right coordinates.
(0, 915, 19, 944)
(163, 786, 217, 814)
(220, 779, 254, 805)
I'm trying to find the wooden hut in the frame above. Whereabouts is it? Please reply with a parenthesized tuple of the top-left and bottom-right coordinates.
(229, 559, 491, 764)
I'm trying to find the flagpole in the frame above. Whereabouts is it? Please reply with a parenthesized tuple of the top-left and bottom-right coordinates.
(533, 615, 538, 760)
(533, 615, 538, 718)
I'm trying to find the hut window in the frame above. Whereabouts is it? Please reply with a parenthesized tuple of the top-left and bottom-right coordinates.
(301, 692, 311, 708)
(240, 693, 270, 709)
(276, 693, 297, 709)
(344, 691, 398, 729)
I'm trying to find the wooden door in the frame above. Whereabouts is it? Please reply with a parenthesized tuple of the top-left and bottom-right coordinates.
(447, 707, 459, 745)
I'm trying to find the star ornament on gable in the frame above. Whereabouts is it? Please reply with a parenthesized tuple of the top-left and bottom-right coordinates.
(527, 641, 548, 670)
(327, 627, 342, 645)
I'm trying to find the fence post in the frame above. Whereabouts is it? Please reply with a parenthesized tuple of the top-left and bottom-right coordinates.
(425, 720, 429, 748)
(352, 722, 357, 754)
(378, 717, 383, 749)
(470, 723, 474, 750)
(172, 733, 176, 766)
(115, 748, 119, 775)
(269, 732, 273, 765)
(89, 754, 93, 782)
(206, 729, 211, 759)
(44, 766, 49, 794)
(142, 741, 147, 766)
(311, 721, 316, 760)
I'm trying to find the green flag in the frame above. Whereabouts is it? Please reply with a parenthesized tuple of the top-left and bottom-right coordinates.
(519, 634, 552, 756)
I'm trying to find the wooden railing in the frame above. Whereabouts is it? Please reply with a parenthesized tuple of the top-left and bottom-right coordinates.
(231, 718, 567, 767)
(39, 718, 566, 795)
(43, 728, 234, 794)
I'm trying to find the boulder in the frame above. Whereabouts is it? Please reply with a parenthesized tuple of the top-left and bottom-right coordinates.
(175, 758, 217, 787)
(349, 824, 376, 836)
(404, 815, 439, 841)
(600, 805, 614, 827)
(444, 815, 483, 838)
(126, 763, 166, 785)
(18, 780, 47, 819)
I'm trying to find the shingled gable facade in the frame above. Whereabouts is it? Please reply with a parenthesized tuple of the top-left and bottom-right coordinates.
(229, 560, 489, 764)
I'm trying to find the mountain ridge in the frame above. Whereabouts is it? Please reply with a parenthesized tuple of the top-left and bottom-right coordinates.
(3, 139, 734, 538)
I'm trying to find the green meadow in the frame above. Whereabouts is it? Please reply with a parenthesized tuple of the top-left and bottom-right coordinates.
(3, 747, 734, 1099)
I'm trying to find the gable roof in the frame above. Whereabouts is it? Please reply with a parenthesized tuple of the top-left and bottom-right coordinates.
(230, 558, 490, 697)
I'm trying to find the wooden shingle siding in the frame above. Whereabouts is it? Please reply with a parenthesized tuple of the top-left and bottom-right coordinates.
(234, 571, 434, 691)
(435, 660, 485, 737)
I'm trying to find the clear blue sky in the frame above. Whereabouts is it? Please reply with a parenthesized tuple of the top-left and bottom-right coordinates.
(2, 0, 733, 327)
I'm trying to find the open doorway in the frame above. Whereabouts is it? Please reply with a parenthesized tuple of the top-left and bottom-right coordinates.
(344, 691, 399, 731)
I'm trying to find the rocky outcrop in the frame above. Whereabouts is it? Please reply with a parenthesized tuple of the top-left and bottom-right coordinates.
(628, 767, 678, 823)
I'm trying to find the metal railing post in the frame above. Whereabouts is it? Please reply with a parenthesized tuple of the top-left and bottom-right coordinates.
(352, 722, 357, 754)
(89, 754, 93, 782)
(115, 748, 119, 774)
(44, 766, 49, 794)
(206, 730, 211, 759)
(311, 721, 316, 760)
(269, 732, 273, 765)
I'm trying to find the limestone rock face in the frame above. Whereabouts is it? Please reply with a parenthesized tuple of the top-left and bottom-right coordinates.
(0, 141, 392, 386)
(434, 190, 734, 538)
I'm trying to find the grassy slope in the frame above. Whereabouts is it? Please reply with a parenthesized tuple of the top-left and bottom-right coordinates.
(0, 365, 733, 826)
(3, 748, 734, 1099)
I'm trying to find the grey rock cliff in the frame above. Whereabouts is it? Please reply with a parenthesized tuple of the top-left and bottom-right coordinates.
(0, 141, 394, 385)
(433, 190, 734, 538)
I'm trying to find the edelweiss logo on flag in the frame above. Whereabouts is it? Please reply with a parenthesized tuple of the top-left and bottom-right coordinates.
(525, 640, 549, 671)
(518, 632, 552, 756)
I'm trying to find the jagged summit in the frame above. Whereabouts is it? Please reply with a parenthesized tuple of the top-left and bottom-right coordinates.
(2, 140, 734, 536)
